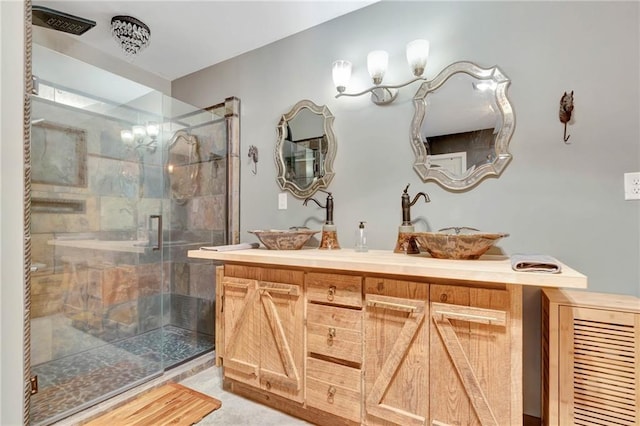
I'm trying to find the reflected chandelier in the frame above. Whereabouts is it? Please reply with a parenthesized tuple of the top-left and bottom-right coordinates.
(111, 15, 151, 56)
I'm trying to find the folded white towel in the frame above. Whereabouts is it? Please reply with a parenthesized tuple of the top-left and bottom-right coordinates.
(511, 254, 562, 273)
(200, 243, 259, 251)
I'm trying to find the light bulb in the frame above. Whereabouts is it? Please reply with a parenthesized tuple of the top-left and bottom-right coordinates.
(146, 121, 159, 138)
(132, 125, 146, 140)
(332, 60, 352, 93)
(406, 39, 429, 77)
(120, 129, 134, 145)
(367, 50, 388, 85)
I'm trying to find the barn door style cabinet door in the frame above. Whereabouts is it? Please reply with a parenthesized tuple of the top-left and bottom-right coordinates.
(364, 278, 430, 426)
(220, 265, 305, 403)
(429, 284, 522, 426)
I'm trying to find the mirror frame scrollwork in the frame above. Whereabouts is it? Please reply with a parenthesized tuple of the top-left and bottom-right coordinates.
(275, 99, 336, 198)
(166, 130, 201, 204)
(411, 61, 515, 190)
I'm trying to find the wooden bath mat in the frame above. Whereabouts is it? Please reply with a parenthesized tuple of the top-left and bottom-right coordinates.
(86, 383, 221, 425)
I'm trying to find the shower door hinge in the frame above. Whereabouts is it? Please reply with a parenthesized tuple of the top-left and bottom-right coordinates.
(30, 375, 38, 395)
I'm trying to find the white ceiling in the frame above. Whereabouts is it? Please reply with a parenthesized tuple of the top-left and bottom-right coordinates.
(32, 0, 377, 81)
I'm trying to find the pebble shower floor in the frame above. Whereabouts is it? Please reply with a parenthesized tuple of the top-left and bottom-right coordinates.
(30, 325, 214, 425)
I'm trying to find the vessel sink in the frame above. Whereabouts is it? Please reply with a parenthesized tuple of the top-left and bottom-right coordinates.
(411, 227, 509, 260)
(248, 229, 320, 250)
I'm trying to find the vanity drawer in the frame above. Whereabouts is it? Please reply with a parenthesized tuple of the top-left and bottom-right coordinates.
(307, 303, 362, 364)
(306, 272, 362, 308)
(306, 357, 362, 423)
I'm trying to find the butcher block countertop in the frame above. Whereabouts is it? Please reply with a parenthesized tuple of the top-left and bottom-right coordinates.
(188, 248, 587, 289)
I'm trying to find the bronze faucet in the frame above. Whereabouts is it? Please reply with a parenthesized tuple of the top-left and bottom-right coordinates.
(401, 184, 429, 226)
(303, 190, 339, 249)
(395, 184, 429, 254)
(303, 190, 334, 225)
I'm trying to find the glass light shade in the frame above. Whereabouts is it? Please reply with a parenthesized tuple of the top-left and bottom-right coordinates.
(132, 125, 146, 139)
(120, 129, 134, 145)
(367, 50, 388, 85)
(406, 39, 430, 77)
(332, 60, 352, 93)
(146, 121, 159, 138)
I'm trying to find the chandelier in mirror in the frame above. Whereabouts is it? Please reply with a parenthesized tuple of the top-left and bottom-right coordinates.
(111, 15, 151, 57)
(121, 121, 159, 153)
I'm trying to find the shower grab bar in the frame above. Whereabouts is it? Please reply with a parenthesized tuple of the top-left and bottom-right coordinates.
(150, 214, 162, 251)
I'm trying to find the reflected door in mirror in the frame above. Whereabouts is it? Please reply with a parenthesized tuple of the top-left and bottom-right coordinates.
(411, 61, 514, 190)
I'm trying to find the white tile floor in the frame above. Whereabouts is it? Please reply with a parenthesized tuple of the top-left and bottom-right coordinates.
(180, 367, 311, 425)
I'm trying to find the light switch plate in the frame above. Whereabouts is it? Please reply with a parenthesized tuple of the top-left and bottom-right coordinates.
(624, 172, 640, 200)
(278, 192, 288, 209)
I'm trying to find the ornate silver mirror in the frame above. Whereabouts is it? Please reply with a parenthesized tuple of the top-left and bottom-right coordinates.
(167, 130, 201, 204)
(411, 61, 514, 190)
(276, 100, 336, 198)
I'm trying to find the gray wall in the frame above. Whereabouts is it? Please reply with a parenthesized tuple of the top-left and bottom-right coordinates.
(173, 1, 640, 417)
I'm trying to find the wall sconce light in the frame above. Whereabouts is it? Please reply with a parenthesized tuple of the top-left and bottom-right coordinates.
(121, 121, 159, 153)
(333, 39, 430, 106)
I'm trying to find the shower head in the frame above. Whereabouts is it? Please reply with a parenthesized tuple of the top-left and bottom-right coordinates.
(32, 6, 96, 36)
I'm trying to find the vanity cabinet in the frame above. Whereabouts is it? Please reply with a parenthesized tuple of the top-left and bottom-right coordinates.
(219, 264, 305, 403)
(194, 249, 586, 426)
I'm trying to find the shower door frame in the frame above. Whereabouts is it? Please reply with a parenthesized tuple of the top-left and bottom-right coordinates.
(21, 3, 241, 421)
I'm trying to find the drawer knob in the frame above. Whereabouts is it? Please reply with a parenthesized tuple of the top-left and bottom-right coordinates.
(440, 293, 448, 302)
(327, 327, 336, 345)
(327, 285, 336, 301)
(327, 385, 336, 403)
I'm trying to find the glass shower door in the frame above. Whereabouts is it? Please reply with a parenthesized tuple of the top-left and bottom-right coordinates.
(28, 88, 167, 425)
(28, 44, 232, 425)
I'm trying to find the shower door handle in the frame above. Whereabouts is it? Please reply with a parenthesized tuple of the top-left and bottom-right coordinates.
(150, 214, 162, 251)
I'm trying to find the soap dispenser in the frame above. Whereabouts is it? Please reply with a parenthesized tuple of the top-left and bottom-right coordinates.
(355, 221, 368, 252)
(394, 184, 430, 254)
(303, 190, 340, 249)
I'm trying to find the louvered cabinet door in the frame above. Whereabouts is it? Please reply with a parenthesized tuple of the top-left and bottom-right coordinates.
(558, 305, 639, 426)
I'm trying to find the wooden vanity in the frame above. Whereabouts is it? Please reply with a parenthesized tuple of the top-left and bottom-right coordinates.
(187, 248, 587, 425)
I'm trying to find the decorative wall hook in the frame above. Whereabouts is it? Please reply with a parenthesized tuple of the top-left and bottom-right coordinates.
(248, 145, 258, 174)
(559, 91, 574, 144)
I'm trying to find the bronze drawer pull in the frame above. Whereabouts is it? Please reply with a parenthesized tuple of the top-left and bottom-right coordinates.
(327, 327, 336, 345)
(327, 285, 336, 301)
(327, 385, 336, 403)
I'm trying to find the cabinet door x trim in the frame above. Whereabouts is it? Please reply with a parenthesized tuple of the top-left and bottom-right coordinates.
(366, 294, 427, 426)
(431, 302, 507, 426)
(259, 284, 301, 390)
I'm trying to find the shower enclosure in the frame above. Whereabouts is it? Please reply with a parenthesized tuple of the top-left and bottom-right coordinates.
(28, 44, 239, 425)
